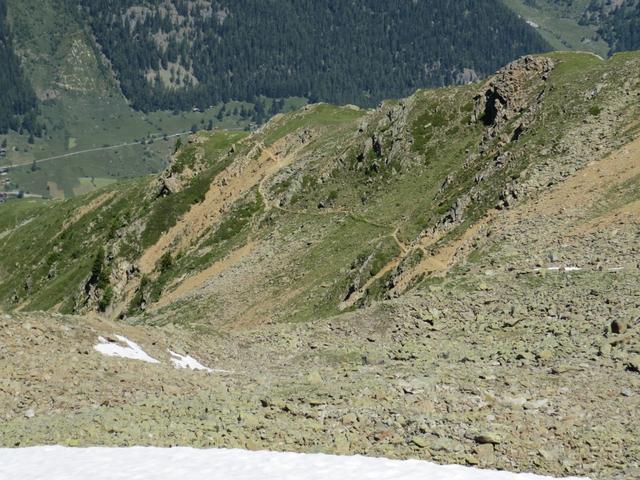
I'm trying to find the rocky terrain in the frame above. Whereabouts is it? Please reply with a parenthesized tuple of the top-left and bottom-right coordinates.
(1, 51, 639, 479)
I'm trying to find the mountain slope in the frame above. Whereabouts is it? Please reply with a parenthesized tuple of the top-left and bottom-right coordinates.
(4, 0, 550, 199)
(1, 51, 638, 324)
(2, 52, 640, 480)
(0, 0, 260, 199)
(503, 0, 640, 56)
(78, 0, 550, 110)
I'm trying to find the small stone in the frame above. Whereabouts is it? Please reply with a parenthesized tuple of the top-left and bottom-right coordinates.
(627, 356, 640, 373)
(538, 448, 556, 461)
(474, 444, 495, 463)
(245, 439, 260, 451)
(342, 413, 358, 425)
(465, 455, 479, 465)
(611, 319, 627, 334)
(524, 399, 549, 410)
(501, 396, 526, 409)
(599, 343, 612, 356)
(24, 409, 35, 419)
(411, 436, 428, 448)
(537, 350, 553, 362)
(551, 365, 576, 374)
(238, 413, 260, 428)
(334, 435, 350, 455)
(474, 433, 502, 445)
(307, 370, 323, 385)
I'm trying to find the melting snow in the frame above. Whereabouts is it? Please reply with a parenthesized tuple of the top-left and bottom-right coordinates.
(0, 446, 590, 480)
(94, 335, 159, 364)
(533, 266, 582, 272)
(169, 350, 213, 372)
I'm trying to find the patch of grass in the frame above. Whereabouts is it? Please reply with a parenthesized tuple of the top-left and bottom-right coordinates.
(588, 105, 602, 116)
(500, 0, 609, 58)
(262, 104, 365, 146)
(208, 192, 263, 245)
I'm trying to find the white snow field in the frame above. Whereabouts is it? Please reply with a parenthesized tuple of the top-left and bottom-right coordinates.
(168, 350, 214, 372)
(0, 447, 590, 480)
(93, 335, 159, 364)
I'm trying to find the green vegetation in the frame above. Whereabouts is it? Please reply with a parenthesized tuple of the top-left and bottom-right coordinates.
(0, 51, 638, 328)
(263, 105, 365, 146)
(503, 0, 640, 57)
(0, 0, 263, 198)
(0, 0, 38, 135)
(595, 1, 640, 53)
(502, 0, 608, 57)
(78, 0, 549, 110)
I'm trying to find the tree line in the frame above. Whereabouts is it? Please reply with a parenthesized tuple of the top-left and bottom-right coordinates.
(0, 0, 39, 136)
(77, 0, 550, 112)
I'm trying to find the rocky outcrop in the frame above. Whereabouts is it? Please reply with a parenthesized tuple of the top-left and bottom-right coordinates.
(474, 56, 554, 131)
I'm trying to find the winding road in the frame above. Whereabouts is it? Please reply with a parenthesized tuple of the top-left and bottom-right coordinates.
(6, 130, 192, 169)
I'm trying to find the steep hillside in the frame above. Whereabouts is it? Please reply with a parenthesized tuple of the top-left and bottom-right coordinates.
(1, 51, 638, 324)
(2, 52, 640, 479)
(0, 0, 263, 198)
(78, 0, 550, 110)
(503, 0, 640, 56)
(0, 0, 38, 135)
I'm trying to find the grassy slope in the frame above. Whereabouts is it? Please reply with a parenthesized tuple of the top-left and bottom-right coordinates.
(502, 0, 609, 57)
(0, 0, 291, 198)
(0, 52, 638, 325)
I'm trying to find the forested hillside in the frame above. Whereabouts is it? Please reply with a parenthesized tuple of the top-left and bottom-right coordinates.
(505, 0, 640, 56)
(586, 0, 640, 53)
(78, 0, 550, 110)
(0, 0, 38, 135)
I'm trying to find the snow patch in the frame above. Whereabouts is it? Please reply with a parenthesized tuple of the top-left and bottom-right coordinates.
(0, 446, 591, 480)
(94, 335, 159, 364)
(533, 266, 582, 272)
(168, 350, 213, 372)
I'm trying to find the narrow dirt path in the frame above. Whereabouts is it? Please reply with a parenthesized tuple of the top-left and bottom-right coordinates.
(338, 250, 403, 311)
(390, 213, 496, 295)
(393, 131, 640, 295)
(339, 212, 494, 310)
(392, 227, 408, 254)
(152, 241, 257, 310)
(138, 139, 302, 275)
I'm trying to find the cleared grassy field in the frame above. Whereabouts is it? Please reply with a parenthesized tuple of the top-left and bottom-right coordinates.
(0, 0, 307, 198)
(501, 0, 609, 57)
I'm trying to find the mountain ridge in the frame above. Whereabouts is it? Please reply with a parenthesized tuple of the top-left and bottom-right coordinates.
(1, 51, 637, 323)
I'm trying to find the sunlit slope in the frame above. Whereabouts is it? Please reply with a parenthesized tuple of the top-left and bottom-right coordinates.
(0, 52, 638, 328)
